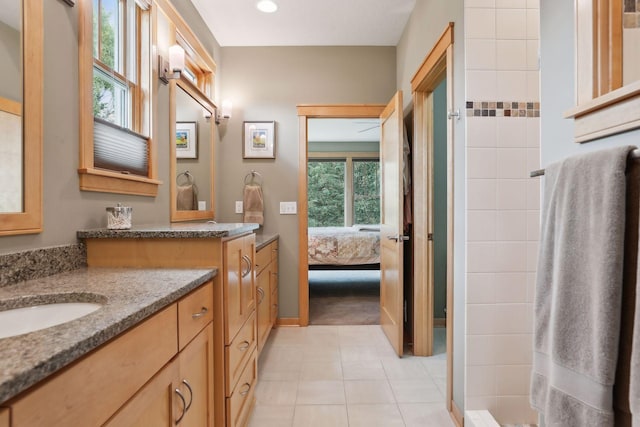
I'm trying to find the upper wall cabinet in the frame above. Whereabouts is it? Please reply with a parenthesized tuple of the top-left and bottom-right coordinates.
(566, 0, 640, 143)
(78, 0, 160, 196)
(0, 0, 43, 236)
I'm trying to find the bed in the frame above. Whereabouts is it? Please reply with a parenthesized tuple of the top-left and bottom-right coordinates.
(308, 226, 380, 268)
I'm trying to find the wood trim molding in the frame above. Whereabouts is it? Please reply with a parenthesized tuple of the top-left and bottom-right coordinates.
(78, 169, 161, 197)
(0, 0, 43, 236)
(410, 22, 457, 419)
(450, 400, 464, 427)
(297, 104, 385, 118)
(276, 318, 300, 327)
(411, 23, 453, 92)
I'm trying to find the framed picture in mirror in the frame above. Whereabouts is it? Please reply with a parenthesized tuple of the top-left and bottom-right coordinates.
(176, 121, 197, 159)
(243, 121, 276, 159)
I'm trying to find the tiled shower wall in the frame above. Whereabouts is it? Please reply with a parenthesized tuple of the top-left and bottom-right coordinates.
(464, 0, 540, 424)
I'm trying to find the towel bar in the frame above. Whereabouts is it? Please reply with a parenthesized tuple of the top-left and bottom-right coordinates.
(529, 148, 640, 177)
(244, 170, 263, 185)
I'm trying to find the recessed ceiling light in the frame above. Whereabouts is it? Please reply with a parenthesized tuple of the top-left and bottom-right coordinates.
(256, 0, 278, 13)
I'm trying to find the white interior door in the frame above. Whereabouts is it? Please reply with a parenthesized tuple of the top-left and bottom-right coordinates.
(379, 91, 405, 357)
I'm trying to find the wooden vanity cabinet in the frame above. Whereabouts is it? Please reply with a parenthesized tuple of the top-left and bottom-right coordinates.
(7, 281, 214, 427)
(105, 322, 214, 427)
(255, 239, 278, 356)
(0, 408, 9, 427)
(84, 232, 259, 427)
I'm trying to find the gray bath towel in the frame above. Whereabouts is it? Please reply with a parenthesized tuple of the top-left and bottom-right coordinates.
(531, 145, 636, 427)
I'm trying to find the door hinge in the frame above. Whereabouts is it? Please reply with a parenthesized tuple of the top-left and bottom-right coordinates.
(427, 233, 433, 241)
(447, 109, 461, 121)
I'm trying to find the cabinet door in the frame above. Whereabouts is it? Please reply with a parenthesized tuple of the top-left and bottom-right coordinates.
(256, 269, 271, 354)
(104, 359, 179, 427)
(0, 408, 9, 427)
(224, 234, 256, 344)
(179, 323, 214, 427)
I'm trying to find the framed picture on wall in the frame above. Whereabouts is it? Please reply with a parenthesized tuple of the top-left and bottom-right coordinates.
(176, 121, 198, 159)
(243, 121, 276, 159)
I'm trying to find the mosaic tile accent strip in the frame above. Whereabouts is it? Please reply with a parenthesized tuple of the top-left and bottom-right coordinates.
(466, 101, 540, 118)
(624, 0, 640, 28)
(0, 244, 87, 287)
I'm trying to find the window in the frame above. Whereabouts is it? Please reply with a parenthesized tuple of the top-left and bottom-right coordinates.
(308, 155, 380, 227)
(567, 0, 640, 143)
(78, 0, 159, 196)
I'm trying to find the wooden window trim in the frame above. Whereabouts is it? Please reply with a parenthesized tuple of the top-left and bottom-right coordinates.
(566, 0, 639, 143)
(78, 0, 159, 196)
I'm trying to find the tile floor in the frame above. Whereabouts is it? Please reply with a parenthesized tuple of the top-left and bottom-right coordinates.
(248, 325, 454, 427)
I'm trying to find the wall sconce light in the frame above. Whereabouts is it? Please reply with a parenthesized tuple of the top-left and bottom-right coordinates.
(159, 44, 185, 84)
(216, 100, 233, 125)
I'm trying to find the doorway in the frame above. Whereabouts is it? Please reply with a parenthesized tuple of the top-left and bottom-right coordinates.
(305, 121, 382, 325)
(410, 22, 457, 420)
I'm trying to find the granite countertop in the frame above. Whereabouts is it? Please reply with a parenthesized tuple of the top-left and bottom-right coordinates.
(255, 233, 279, 251)
(0, 267, 216, 405)
(77, 222, 260, 239)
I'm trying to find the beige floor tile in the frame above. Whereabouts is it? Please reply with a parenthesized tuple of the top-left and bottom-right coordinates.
(340, 345, 381, 362)
(302, 345, 341, 362)
(338, 325, 378, 346)
(300, 361, 343, 381)
(389, 379, 444, 403)
(292, 404, 348, 427)
(255, 380, 299, 405)
(247, 404, 295, 427)
(399, 402, 454, 427)
(342, 360, 386, 380)
(344, 380, 396, 404)
(347, 403, 406, 427)
(270, 327, 309, 346)
(296, 380, 346, 405)
(381, 357, 430, 380)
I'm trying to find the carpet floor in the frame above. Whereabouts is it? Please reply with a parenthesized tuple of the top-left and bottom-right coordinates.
(308, 270, 380, 325)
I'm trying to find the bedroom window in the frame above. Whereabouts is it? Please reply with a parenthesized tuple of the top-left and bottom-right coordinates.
(308, 154, 380, 227)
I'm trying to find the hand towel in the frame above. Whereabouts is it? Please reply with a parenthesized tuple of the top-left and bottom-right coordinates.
(531, 145, 636, 427)
(243, 184, 264, 225)
(177, 184, 198, 210)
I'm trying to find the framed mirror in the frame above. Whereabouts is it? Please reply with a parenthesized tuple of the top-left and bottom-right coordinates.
(170, 77, 215, 222)
(0, 0, 43, 236)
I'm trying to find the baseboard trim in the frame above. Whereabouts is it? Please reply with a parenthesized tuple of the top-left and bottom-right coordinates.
(451, 400, 464, 427)
(276, 318, 300, 326)
(434, 317, 446, 327)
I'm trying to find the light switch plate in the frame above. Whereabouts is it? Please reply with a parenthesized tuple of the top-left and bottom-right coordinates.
(279, 201, 297, 215)
(235, 201, 243, 214)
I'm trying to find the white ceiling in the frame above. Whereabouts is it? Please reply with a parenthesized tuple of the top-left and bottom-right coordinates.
(308, 118, 380, 143)
(190, 0, 416, 47)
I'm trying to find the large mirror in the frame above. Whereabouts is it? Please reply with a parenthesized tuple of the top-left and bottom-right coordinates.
(170, 78, 215, 222)
(0, 0, 42, 235)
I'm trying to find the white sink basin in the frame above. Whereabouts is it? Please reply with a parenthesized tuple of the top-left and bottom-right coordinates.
(0, 302, 102, 339)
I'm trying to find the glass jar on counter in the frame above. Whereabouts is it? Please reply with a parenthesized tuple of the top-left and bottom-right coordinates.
(106, 203, 132, 229)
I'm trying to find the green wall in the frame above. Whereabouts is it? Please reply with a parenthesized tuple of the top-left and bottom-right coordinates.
(433, 78, 447, 320)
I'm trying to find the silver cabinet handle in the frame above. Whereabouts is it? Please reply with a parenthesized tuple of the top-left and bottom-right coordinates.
(239, 382, 251, 396)
(182, 379, 193, 411)
(192, 307, 208, 319)
(238, 340, 250, 351)
(257, 287, 265, 304)
(241, 255, 252, 277)
(175, 388, 187, 424)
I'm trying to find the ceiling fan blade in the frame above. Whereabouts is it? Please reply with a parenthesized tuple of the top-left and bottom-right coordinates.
(358, 125, 380, 133)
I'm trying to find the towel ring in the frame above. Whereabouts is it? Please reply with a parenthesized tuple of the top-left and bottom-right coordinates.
(244, 170, 263, 186)
(177, 170, 194, 186)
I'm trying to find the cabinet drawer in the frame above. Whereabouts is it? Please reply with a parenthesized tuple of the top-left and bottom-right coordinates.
(178, 281, 214, 350)
(225, 310, 256, 395)
(11, 305, 178, 427)
(255, 244, 271, 275)
(226, 350, 257, 427)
